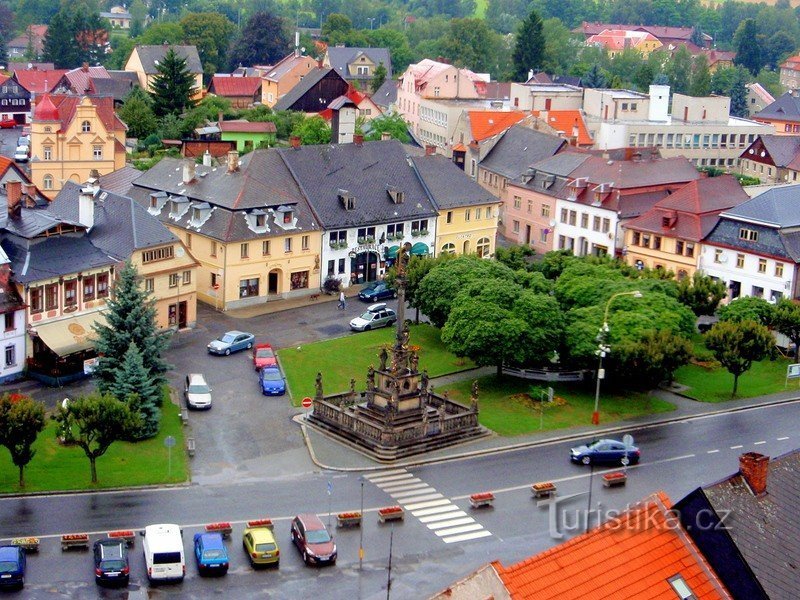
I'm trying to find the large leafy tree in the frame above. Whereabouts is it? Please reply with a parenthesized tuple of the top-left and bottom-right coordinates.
(370, 62, 387, 94)
(512, 9, 546, 81)
(117, 87, 158, 140)
(149, 48, 197, 117)
(717, 296, 775, 325)
(180, 12, 236, 78)
(690, 54, 711, 97)
(109, 342, 161, 440)
(292, 115, 331, 145)
(228, 11, 290, 70)
(668, 45, 693, 95)
(42, 6, 108, 68)
(734, 19, 762, 75)
(612, 330, 693, 388)
(93, 261, 171, 396)
(441, 18, 502, 74)
(0, 394, 45, 488)
(676, 271, 727, 316)
(705, 320, 774, 397)
(51, 393, 138, 484)
(363, 112, 409, 143)
(42, 11, 83, 68)
(137, 22, 184, 46)
(385, 254, 456, 323)
(582, 63, 608, 89)
(773, 299, 800, 361)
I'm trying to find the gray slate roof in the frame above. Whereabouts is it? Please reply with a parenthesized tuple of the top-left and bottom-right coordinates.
(326, 47, 392, 80)
(50, 182, 176, 259)
(751, 135, 800, 168)
(98, 166, 142, 197)
(526, 151, 591, 177)
(272, 67, 334, 111)
(277, 140, 438, 229)
(753, 92, 800, 121)
(371, 79, 398, 110)
(410, 154, 498, 209)
(479, 125, 567, 179)
(91, 77, 135, 102)
(721, 184, 800, 227)
(133, 45, 202, 74)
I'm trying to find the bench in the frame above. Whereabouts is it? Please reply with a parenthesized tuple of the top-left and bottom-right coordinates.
(336, 512, 362, 528)
(531, 481, 557, 499)
(602, 472, 627, 487)
(204, 522, 233, 539)
(378, 506, 404, 523)
(61, 533, 90, 551)
(181, 410, 189, 425)
(187, 437, 195, 457)
(469, 492, 495, 509)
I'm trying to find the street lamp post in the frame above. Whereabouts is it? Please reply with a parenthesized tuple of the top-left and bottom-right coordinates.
(592, 290, 642, 425)
(359, 475, 365, 570)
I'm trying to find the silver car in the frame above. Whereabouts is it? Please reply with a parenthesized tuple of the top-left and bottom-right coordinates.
(185, 373, 212, 409)
(350, 303, 397, 332)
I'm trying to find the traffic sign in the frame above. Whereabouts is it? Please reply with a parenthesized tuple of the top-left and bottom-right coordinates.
(164, 435, 176, 448)
(622, 434, 634, 447)
(302, 397, 313, 409)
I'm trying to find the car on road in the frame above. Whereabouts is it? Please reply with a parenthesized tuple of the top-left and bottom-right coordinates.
(570, 438, 640, 466)
(0, 118, 16, 129)
(242, 525, 279, 568)
(193, 532, 229, 576)
(349, 303, 397, 332)
(16, 136, 29, 148)
(358, 281, 397, 302)
(142, 523, 185, 583)
(93, 539, 130, 586)
(208, 330, 254, 355)
(253, 343, 277, 370)
(290, 514, 336, 566)
(259, 366, 286, 396)
(184, 373, 212, 410)
(13, 146, 28, 163)
(0, 545, 26, 589)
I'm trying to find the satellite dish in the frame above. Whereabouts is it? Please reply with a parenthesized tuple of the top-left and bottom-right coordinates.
(176, 247, 185, 258)
(301, 47, 306, 53)
(622, 434, 634, 446)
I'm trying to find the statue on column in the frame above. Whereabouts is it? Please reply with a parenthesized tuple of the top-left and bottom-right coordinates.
(349, 378, 356, 399)
(315, 372, 323, 400)
(470, 380, 479, 412)
(366, 365, 375, 390)
(421, 369, 429, 391)
(410, 351, 419, 373)
(379, 347, 389, 371)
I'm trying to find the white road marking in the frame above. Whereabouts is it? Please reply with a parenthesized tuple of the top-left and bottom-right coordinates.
(754, 441, 766, 445)
(426, 517, 475, 530)
(707, 449, 719, 454)
(730, 445, 743, 449)
(778, 436, 789, 441)
(434, 523, 484, 537)
(379, 481, 426, 493)
(391, 488, 438, 499)
(364, 469, 408, 479)
(418, 510, 468, 524)
(399, 493, 444, 504)
(442, 530, 492, 544)
(369, 473, 415, 484)
(412, 505, 462, 517)
(403, 498, 450, 511)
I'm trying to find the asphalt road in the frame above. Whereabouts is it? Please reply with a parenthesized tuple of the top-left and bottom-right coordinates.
(0, 398, 797, 598)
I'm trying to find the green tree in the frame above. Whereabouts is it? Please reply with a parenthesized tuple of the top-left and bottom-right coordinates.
(51, 393, 138, 484)
(730, 67, 750, 118)
(494, 244, 536, 271)
(322, 13, 352, 44)
(137, 22, 184, 46)
(0, 394, 45, 487)
(512, 9, 546, 81)
(734, 19, 761, 75)
(93, 261, 171, 397)
(291, 115, 331, 145)
(0, 29, 7, 66)
(128, 0, 147, 37)
(582, 63, 607, 89)
(385, 254, 456, 324)
(109, 342, 161, 439)
(717, 295, 775, 325)
(117, 87, 158, 140)
(690, 27, 705, 47)
(668, 45, 693, 94)
(773, 299, 800, 361)
(370, 61, 387, 94)
(363, 112, 409, 142)
(157, 113, 187, 140)
(613, 329, 693, 388)
(441, 18, 500, 74)
(756, 68, 784, 99)
(690, 54, 711, 96)
(633, 61, 655, 92)
(181, 12, 236, 79)
(42, 10, 82, 67)
(541, 18, 577, 75)
(676, 271, 727, 316)
(705, 320, 774, 397)
(228, 11, 290, 70)
(149, 48, 197, 117)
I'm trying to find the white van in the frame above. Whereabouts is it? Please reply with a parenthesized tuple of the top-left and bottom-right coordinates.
(142, 523, 185, 583)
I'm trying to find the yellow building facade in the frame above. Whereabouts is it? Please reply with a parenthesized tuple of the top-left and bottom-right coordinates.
(124, 45, 204, 100)
(436, 203, 500, 257)
(623, 229, 700, 278)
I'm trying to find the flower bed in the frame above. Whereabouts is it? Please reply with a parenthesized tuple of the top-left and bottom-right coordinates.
(469, 492, 495, 509)
(60, 533, 89, 551)
(602, 471, 627, 487)
(107, 530, 135, 547)
(336, 511, 363, 528)
(246, 519, 274, 530)
(204, 522, 233, 538)
(378, 506, 404, 523)
(12, 537, 39, 553)
(531, 481, 557, 499)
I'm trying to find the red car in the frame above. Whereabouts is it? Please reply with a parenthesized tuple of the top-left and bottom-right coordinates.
(253, 343, 277, 370)
(0, 118, 17, 129)
(290, 514, 336, 566)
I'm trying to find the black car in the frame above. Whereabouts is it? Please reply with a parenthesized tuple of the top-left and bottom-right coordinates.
(358, 281, 397, 302)
(570, 438, 640, 466)
(93, 539, 130, 586)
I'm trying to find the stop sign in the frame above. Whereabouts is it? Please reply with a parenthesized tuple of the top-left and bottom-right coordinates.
(302, 397, 313, 409)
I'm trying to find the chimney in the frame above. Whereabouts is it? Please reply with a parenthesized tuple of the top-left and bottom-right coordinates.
(295, 31, 300, 57)
(354, 133, 363, 146)
(381, 131, 391, 141)
(739, 452, 769, 496)
(203, 150, 212, 167)
(317, 58, 323, 69)
(226, 150, 239, 173)
(290, 135, 301, 149)
(528, 69, 534, 81)
(182, 160, 196, 184)
(425, 144, 436, 156)
(82, 62, 89, 73)
(78, 186, 95, 230)
(6, 180, 21, 210)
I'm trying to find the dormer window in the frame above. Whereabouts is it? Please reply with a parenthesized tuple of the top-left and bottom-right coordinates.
(739, 227, 758, 242)
(192, 207, 201, 222)
(150, 196, 158, 209)
(387, 186, 404, 204)
(81, 120, 91, 133)
(256, 214, 266, 227)
(283, 210, 293, 224)
(339, 189, 355, 210)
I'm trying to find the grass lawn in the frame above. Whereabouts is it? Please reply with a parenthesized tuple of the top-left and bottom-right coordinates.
(439, 376, 676, 436)
(0, 401, 188, 494)
(674, 356, 795, 402)
(278, 324, 475, 406)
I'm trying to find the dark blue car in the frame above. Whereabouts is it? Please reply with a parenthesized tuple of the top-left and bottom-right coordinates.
(0, 545, 26, 589)
(358, 282, 397, 302)
(259, 366, 286, 396)
(570, 438, 640, 466)
(193, 533, 228, 576)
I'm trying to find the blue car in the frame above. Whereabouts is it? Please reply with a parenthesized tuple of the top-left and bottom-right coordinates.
(0, 545, 26, 589)
(259, 366, 286, 396)
(359, 281, 397, 302)
(193, 533, 229, 576)
(207, 330, 255, 355)
(570, 439, 640, 466)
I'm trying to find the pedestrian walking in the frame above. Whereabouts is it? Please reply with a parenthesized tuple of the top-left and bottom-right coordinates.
(338, 290, 346, 310)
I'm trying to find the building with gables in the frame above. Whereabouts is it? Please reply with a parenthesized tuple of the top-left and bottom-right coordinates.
(259, 52, 319, 108)
(449, 110, 527, 170)
(0, 232, 26, 384)
(0, 78, 31, 125)
(124, 45, 203, 99)
(11, 67, 67, 98)
(752, 91, 800, 135)
(273, 67, 380, 119)
(739, 134, 800, 184)
(6, 25, 48, 61)
(509, 82, 583, 112)
(207, 75, 262, 108)
(218, 120, 277, 152)
(575, 22, 712, 48)
(779, 54, 800, 90)
(322, 46, 392, 88)
(29, 94, 128, 198)
(586, 29, 663, 57)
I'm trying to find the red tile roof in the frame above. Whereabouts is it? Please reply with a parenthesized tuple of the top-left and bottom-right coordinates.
(467, 111, 526, 142)
(0, 74, 8, 86)
(781, 54, 800, 72)
(62, 66, 110, 94)
(532, 110, 593, 146)
(587, 29, 661, 51)
(35, 95, 127, 133)
(209, 76, 262, 97)
(495, 492, 731, 600)
(13, 69, 69, 94)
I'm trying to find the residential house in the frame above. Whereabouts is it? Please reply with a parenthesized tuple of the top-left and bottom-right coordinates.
(432, 492, 732, 600)
(0, 224, 27, 383)
(0, 158, 49, 206)
(218, 120, 277, 152)
(371, 79, 398, 113)
(525, 72, 583, 87)
(50, 180, 198, 330)
(12, 67, 68, 99)
(323, 46, 392, 88)
(207, 75, 262, 108)
(124, 45, 203, 99)
(0, 77, 31, 125)
(586, 85, 771, 168)
(674, 451, 796, 599)
(779, 54, 800, 90)
(746, 83, 775, 118)
(531, 110, 593, 147)
(6, 25, 48, 61)
(622, 175, 749, 278)
(701, 185, 800, 302)
(509, 82, 583, 112)
(752, 91, 800, 134)
(704, 49, 736, 72)
(449, 110, 527, 169)
(586, 29, 663, 57)
(53, 65, 112, 96)
(273, 68, 380, 120)
(129, 151, 322, 310)
(739, 134, 800, 184)
(259, 52, 318, 108)
(575, 22, 712, 48)
(100, 6, 132, 29)
(28, 94, 128, 198)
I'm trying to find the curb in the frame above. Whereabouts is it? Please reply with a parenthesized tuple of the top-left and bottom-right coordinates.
(0, 480, 192, 500)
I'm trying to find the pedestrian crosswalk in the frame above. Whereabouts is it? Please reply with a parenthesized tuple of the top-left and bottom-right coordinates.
(364, 470, 492, 544)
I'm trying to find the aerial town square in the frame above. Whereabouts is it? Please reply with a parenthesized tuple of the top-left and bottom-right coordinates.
(0, 0, 797, 597)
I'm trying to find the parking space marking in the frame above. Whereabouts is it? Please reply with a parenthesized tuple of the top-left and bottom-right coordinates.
(707, 449, 719, 454)
(754, 441, 766, 445)
(418, 510, 468, 524)
(442, 530, 492, 544)
(730, 445, 743, 449)
(778, 436, 789, 441)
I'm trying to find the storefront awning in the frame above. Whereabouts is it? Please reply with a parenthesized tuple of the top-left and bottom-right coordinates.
(410, 242, 429, 256)
(385, 245, 400, 259)
(34, 311, 107, 357)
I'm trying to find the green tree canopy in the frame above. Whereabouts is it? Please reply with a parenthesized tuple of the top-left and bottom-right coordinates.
(772, 299, 800, 361)
(612, 329, 693, 388)
(149, 48, 198, 117)
(0, 394, 45, 487)
(137, 22, 184, 46)
(734, 19, 762, 75)
(363, 111, 410, 142)
(705, 319, 774, 397)
(117, 87, 158, 140)
(690, 54, 711, 97)
(370, 61, 388, 94)
(180, 12, 236, 79)
(385, 254, 456, 323)
(108, 342, 161, 440)
(512, 8, 546, 81)
(494, 244, 536, 272)
(228, 11, 290, 71)
(717, 296, 775, 325)
(676, 271, 727, 316)
(291, 115, 331, 145)
(668, 45, 693, 94)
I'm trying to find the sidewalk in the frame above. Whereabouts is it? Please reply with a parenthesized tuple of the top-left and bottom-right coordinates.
(299, 369, 800, 471)
(225, 288, 360, 320)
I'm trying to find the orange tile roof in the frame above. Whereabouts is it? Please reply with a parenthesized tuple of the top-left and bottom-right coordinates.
(467, 110, 526, 142)
(13, 69, 68, 93)
(209, 75, 262, 97)
(532, 110, 593, 146)
(495, 492, 731, 600)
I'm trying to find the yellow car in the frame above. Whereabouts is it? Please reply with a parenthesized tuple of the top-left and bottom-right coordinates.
(242, 526, 280, 568)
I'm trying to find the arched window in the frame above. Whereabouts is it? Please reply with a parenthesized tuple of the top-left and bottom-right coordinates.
(476, 237, 491, 258)
(441, 243, 455, 255)
(44, 126, 51, 133)
(81, 120, 91, 133)
(677, 269, 689, 281)
(43, 175, 53, 190)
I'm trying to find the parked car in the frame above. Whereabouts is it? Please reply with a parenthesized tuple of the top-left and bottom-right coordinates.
(0, 545, 26, 589)
(290, 514, 336, 566)
(259, 366, 286, 396)
(93, 539, 130, 586)
(242, 525, 279, 568)
(207, 330, 255, 355)
(16, 136, 29, 147)
(0, 118, 16, 129)
(193, 532, 229, 576)
(184, 373, 212, 410)
(349, 303, 397, 332)
(12, 146, 28, 163)
(570, 438, 640, 466)
(252, 343, 277, 370)
(358, 281, 397, 302)
(141, 523, 185, 583)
